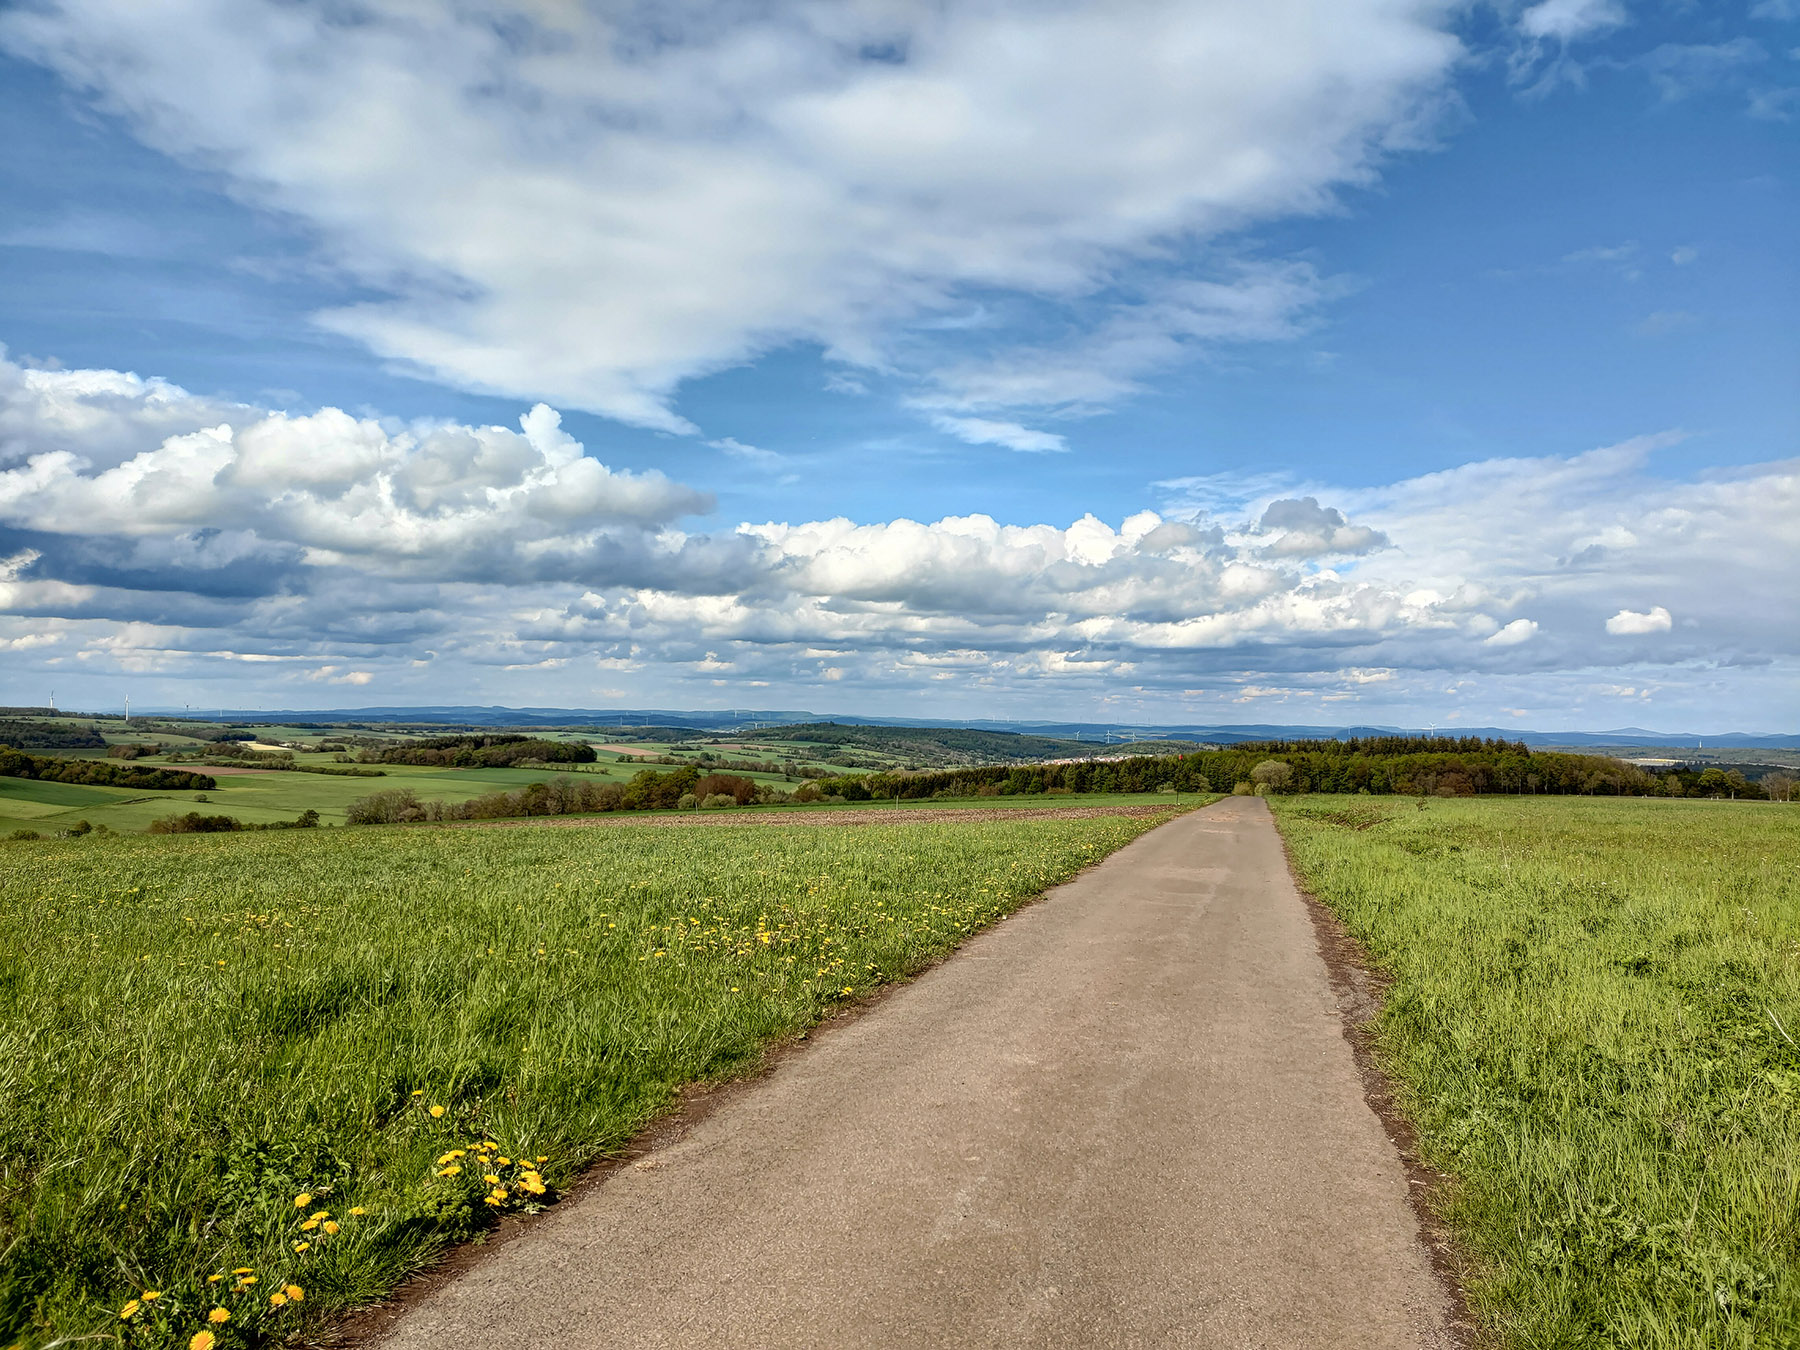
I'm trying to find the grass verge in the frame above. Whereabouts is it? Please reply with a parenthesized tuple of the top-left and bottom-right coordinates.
(1271, 795, 1800, 1348)
(0, 810, 1173, 1347)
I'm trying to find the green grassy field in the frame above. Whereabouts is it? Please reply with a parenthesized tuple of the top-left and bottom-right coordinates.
(0, 716, 885, 835)
(0, 738, 1195, 835)
(1271, 795, 1800, 1349)
(0, 761, 641, 835)
(0, 809, 1175, 1347)
(5, 714, 1216, 801)
(0, 777, 144, 818)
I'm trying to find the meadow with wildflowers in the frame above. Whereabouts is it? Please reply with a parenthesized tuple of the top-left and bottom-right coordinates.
(0, 810, 1175, 1348)
(1273, 796, 1800, 1349)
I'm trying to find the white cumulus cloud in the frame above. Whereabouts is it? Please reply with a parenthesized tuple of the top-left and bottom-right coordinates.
(1, 355, 1797, 724)
(0, 355, 710, 583)
(1606, 605, 1672, 634)
(1483, 618, 1539, 646)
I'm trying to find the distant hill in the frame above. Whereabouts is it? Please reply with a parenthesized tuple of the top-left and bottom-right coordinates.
(106, 705, 1800, 750)
(740, 721, 1100, 765)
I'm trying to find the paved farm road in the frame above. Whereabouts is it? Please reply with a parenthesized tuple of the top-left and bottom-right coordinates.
(377, 797, 1457, 1349)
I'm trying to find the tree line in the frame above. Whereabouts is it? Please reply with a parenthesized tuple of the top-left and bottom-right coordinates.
(148, 810, 321, 833)
(358, 733, 597, 768)
(0, 747, 216, 791)
(822, 738, 1789, 800)
(344, 768, 782, 823)
(0, 719, 107, 749)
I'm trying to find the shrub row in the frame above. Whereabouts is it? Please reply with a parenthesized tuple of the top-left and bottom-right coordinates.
(148, 810, 321, 833)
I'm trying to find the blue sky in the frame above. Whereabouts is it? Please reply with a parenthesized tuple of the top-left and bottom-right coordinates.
(0, 0, 1794, 730)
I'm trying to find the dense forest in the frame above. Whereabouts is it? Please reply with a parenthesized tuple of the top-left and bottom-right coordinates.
(0, 748, 216, 791)
(0, 719, 107, 749)
(359, 733, 597, 768)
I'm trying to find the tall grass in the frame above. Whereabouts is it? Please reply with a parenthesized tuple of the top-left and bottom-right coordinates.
(0, 812, 1170, 1347)
(1272, 796, 1800, 1348)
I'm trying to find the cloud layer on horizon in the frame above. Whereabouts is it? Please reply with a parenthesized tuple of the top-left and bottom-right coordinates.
(2, 353, 1795, 726)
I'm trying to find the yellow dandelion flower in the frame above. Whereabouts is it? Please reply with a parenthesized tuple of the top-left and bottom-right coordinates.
(236, 1275, 258, 1287)
(190, 1332, 217, 1350)
(299, 1218, 319, 1231)
(119, 1300, 141, 1320)
(437, 1165, 461, 1177)
(410, 1089, 423, 1096)
(535, 1156, 547, 1164)
(269, 1293, 289, 1308)
(349, 1206, 367, 1216)
(232, 1268, 253, 1276)
(284, 1284, 304, 1302)
(207, 1274, 224, 1284)
(293, 1241, 310, 1253)
(484, 1195, 501, 1206)
(142, 1291, 162, 1301)
(293, 1193, 312, 1208)
(429, 1105, 446, 1118)
(323, 1221, 340, 1235)
(208, 1307, 231, 1324)
(436, 1152, 458, 1166)
(310, 1210, 330, 1220)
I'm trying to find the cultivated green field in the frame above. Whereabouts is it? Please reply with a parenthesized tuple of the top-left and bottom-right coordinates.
(1, 715, 1220, 836)
(0, 809, 1175, 1347)
(0, 761, 641, 835)
(0, 742, 1193, 835)
(1272, 795, 1800, 1349)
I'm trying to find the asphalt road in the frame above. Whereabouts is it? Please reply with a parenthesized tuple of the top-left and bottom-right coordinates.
(376, 797, 1457, 1349)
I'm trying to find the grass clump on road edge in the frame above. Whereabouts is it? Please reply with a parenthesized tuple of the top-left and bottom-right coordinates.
(1272, 795, 1800, 1349)
(0, 811, 1175, 1348)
